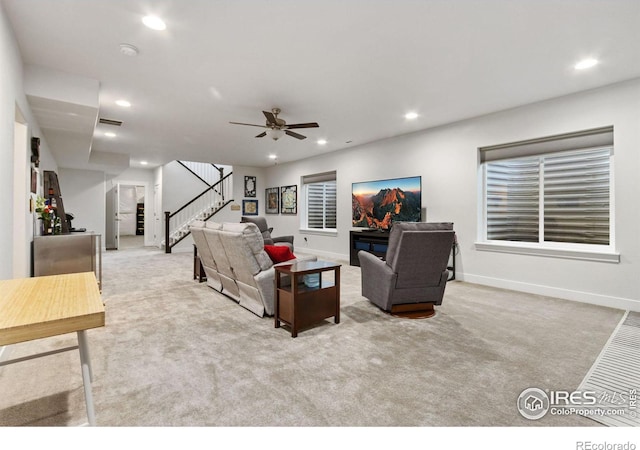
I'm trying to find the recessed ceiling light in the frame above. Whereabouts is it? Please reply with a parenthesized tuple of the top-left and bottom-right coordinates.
(119, 43, 139, 57)
(575, 58, 598, 70)
(142, 15, 166, 31)
(140, 161, 148, 165)
(115, 100, 131, 108)
(268, 154, 277, 160)
(317, 139, 327, 145)
(405, 112, 419, 120)
(104, 132, 116, 138)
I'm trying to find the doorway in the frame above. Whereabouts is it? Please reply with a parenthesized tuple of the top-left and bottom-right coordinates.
(106, 181, 150, 250)
(118, 184, 145, 249)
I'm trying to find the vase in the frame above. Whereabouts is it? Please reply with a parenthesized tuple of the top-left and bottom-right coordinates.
(41, 222, 53, 236)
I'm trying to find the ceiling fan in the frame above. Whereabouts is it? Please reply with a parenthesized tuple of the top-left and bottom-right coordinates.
(230, 108, 319, 141)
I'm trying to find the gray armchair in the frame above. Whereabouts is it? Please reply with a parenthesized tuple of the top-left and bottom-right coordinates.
(358, 222, 455, 317)
(241, 216, 294, 250)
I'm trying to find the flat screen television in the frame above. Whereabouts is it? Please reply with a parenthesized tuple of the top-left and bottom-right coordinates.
(352, 175, 422, 230)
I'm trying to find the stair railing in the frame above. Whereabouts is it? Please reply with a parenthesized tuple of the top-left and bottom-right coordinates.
(164, 172, 233, 253)
(177, 161, 226, 188)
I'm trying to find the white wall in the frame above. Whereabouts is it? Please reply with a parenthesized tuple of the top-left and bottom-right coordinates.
(24, 64, 99, 107)
(161, 161, 212, 214)
(0, 4, 56, 280)
(263, 78, 640, 311)
(58, 168, 106, 238)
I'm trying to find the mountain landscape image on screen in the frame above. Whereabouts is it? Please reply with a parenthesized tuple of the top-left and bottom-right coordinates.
(352, 176, 421, 230)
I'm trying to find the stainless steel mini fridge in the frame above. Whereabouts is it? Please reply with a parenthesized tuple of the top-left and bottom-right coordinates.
(32, 233, 102, 288)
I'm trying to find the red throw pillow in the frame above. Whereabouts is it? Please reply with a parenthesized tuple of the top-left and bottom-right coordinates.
(264, 245, 296, 263)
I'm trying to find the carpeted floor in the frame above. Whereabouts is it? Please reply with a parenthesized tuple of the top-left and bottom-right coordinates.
(0, 247, 626, 427)
(117, 235, 145, 249)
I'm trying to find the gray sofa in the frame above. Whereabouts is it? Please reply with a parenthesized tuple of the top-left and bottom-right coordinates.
(240, 216, 294, 251)
(358, 222, 455, 314)
(189, 220, 315, 317)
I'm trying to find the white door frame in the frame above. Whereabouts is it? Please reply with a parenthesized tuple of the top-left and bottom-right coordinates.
(116, 180, 151, 247)
(153, 183, 161, 247)
(12, 118, 29, 278)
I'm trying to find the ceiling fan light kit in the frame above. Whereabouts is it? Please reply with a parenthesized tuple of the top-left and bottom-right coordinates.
(267, 128, 285, 141)
(230, 108, 319, 141)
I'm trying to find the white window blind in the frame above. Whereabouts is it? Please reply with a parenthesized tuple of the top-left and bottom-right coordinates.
(303, 171, 337, 231)
(486, 158, 539, 242)
(482, 126, 612, 247)
(543, 148, 610, 245)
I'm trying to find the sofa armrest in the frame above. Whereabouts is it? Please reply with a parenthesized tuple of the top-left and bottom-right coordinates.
(359, 250, 397, 311)
(272, 235, 294, 245)
(359, 250, 391, 273)
(254, 254, 317, 316)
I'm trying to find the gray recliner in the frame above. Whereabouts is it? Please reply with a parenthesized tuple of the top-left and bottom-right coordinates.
(358, 222, 455, 316)
(240, 216, 294, 251)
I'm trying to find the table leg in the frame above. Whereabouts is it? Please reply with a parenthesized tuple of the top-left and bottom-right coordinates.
(193, 245, 197, 280)
(274, 271, 280, 328)
(77, 330, 97, 426)
(335, 267, 341, 324)
(291, 275, 298, 338)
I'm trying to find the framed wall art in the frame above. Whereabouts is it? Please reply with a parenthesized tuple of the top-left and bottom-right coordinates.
(265, 187, 279, 214)
(30, 167, 37, 194)
(242, 199, 258, 215)
(244, 176, 256, 197)
(280, 185, 297, 215)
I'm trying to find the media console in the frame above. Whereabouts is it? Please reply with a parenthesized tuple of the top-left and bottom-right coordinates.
(349, 229, 456, 280)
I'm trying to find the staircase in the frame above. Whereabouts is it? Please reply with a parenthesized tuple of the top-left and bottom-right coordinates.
(162, 162, 233, 253)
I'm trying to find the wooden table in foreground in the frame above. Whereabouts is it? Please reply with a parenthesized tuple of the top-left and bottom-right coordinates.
(274, 260, 341, 338)
(0, 272, 105, 426)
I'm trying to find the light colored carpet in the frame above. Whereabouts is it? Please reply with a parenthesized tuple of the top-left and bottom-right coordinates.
(0, 247, 625, 427)
(117, 235, 145, 249)
(577, 311, 640, 426)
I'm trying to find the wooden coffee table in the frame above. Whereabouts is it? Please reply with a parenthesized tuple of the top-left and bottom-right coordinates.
(274, 260, 341, 337)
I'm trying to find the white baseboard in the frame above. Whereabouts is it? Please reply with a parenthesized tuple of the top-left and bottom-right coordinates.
(170, 246, 192, 254)
(460, 272, 640, 312)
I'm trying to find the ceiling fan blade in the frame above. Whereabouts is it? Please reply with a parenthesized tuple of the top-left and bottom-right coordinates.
(230, 121, 266, 128)
(263, 111, 277, 126)
(285, 122, 319, 129)
(286, 130, 307, 140)
(255, 132, 267, 138)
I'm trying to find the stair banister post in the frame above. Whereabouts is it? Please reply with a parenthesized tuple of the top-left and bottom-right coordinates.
(165, 211, 171, 254)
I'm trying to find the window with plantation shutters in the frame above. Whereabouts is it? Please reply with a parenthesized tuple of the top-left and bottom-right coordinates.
(481, 126, 613, 249)
(302, 171, 337, 231)
(486, 157, 540, 242)
(543, 148, 610, 245)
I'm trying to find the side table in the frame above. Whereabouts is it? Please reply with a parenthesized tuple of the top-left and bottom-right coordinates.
(193, 244, 206, 282)
(274, 260, 341, 338)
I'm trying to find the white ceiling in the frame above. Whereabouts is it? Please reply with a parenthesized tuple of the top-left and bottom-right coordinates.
(4, 0, 640, 172)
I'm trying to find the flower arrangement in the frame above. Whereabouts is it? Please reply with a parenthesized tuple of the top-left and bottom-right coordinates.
(35, 195, 53, 220)
(35, 196, 61, 234)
